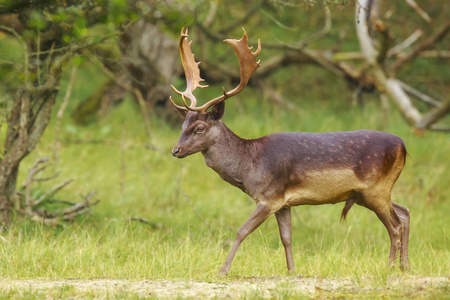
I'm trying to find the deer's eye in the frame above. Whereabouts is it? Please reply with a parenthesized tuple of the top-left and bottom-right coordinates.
(196, 126, 205, 133)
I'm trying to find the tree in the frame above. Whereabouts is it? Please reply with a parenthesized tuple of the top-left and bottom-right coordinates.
(76, 0, 449, 131)
(71, 1, 194, 124)
(72, 21, 181, 125)
(354, 0, 450, 132)
(0, 0, 126, 227)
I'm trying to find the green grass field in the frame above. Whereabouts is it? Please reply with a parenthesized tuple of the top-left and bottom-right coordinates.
(0, 65, 449, 298)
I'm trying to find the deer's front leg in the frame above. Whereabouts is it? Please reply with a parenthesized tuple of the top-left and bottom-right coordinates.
(275, 207, 295, 272)
(218, 203, 273, 276)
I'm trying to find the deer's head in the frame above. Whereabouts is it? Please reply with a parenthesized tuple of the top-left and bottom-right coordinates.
(170, 28, 261, 158)
(171, 103, 224, 158)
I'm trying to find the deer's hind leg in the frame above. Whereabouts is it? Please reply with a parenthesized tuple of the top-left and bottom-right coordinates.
(275, 207, 295, 272)
(360, 190, 403, 268)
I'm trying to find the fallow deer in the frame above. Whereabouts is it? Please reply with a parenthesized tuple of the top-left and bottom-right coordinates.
(169, 28, 410, 276)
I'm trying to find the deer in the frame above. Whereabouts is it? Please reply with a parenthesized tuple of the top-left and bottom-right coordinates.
(169, 28, 410, 276)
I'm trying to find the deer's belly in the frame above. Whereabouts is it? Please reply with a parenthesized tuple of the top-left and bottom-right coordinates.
(284, 169, 366, 206)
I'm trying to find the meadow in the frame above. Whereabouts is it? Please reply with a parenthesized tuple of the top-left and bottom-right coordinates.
(0, 63, 449, 298)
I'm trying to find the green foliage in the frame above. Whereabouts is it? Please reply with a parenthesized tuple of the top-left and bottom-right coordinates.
(27, 11, 48, 30)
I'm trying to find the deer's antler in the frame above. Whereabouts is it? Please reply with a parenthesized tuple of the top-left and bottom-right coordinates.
(169, 28, 208, 111)
(170, 28, 261, 114)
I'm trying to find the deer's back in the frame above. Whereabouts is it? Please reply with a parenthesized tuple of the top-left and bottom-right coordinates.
(258, 129, 405, 175)
(247, 130, 406, 202)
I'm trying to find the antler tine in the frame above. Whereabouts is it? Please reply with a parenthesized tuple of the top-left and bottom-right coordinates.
(170, 27, 208, 110)
(191, 28, 261, 113)
(169, 96, 186, 112)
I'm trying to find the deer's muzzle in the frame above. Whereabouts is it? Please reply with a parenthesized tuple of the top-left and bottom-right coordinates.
(172, 147, 181, 157)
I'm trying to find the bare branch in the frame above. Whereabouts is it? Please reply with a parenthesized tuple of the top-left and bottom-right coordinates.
(428, 124, 450, 132)
(83, 50, 156, 146)
(46, 198, 76, 206)
(333, 52, 365, 60)
(419, 50, 450, 58)
(257, 79, 300, 111)
(385, 78, 422, 124)
(22, 210, 60, 226)
(255, 44, 376, 92)
(388, 29, 423, 57)
(32, 172, 61, 182)
(17, 191, 99, 226)
(404, 0, 432, 23)
(390, 21, 450, 73)
(296, 1, 332, 46)
(28, 33, 119, 57)
(355, 0, 378, 64)
(203, 1, 218, 27)
(129, 216, 165, 229)
(21, 191, 99, 226)
(21, 157, 50, 190)
(263, 1, 331, 47)
(261, 9, 300, 31)
(256, 51, 315, 78)
(397, 80, 442, 108)
(129, 216, 150, 224)
(58, 192, 98, 215)
(25, 52, 72, 93)
(218, 4, 260, 34)
(334, 50, 450, 61)
(22, 157, 49, 213)
(416, 98, 450, 131)
(32, 179, 75, 206)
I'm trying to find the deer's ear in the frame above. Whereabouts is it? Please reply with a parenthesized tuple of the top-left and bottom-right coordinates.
(212, 102, 225, 120)
(173, 106, 188, 119)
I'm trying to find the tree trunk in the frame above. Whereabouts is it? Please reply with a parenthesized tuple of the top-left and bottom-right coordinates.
(0, 166, 18, 228)
(120, 21, 180, 110)
(0, 89, 58, 227)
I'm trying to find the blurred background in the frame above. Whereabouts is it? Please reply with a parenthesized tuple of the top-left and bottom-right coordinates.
(0, 0, 448, 279)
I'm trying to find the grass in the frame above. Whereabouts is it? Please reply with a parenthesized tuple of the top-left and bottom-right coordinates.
(0, 64, 449, 298)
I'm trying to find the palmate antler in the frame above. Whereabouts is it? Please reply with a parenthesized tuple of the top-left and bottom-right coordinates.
(169, 28, 208, 109)
(169, 28, 261, 114)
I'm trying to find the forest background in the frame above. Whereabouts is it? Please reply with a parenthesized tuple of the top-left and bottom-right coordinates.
(0, 0, 448, 298)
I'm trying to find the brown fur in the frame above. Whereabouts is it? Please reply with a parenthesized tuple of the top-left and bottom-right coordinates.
(172, 109, 410, 275)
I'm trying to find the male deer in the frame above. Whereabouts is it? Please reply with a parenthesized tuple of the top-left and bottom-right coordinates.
(170, 28, 410, 276)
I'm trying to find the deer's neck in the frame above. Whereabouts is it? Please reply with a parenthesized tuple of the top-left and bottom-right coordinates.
(201, 122, 252, 190)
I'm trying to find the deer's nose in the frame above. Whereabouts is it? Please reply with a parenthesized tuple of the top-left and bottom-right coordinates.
(172, 147, 181, 157)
